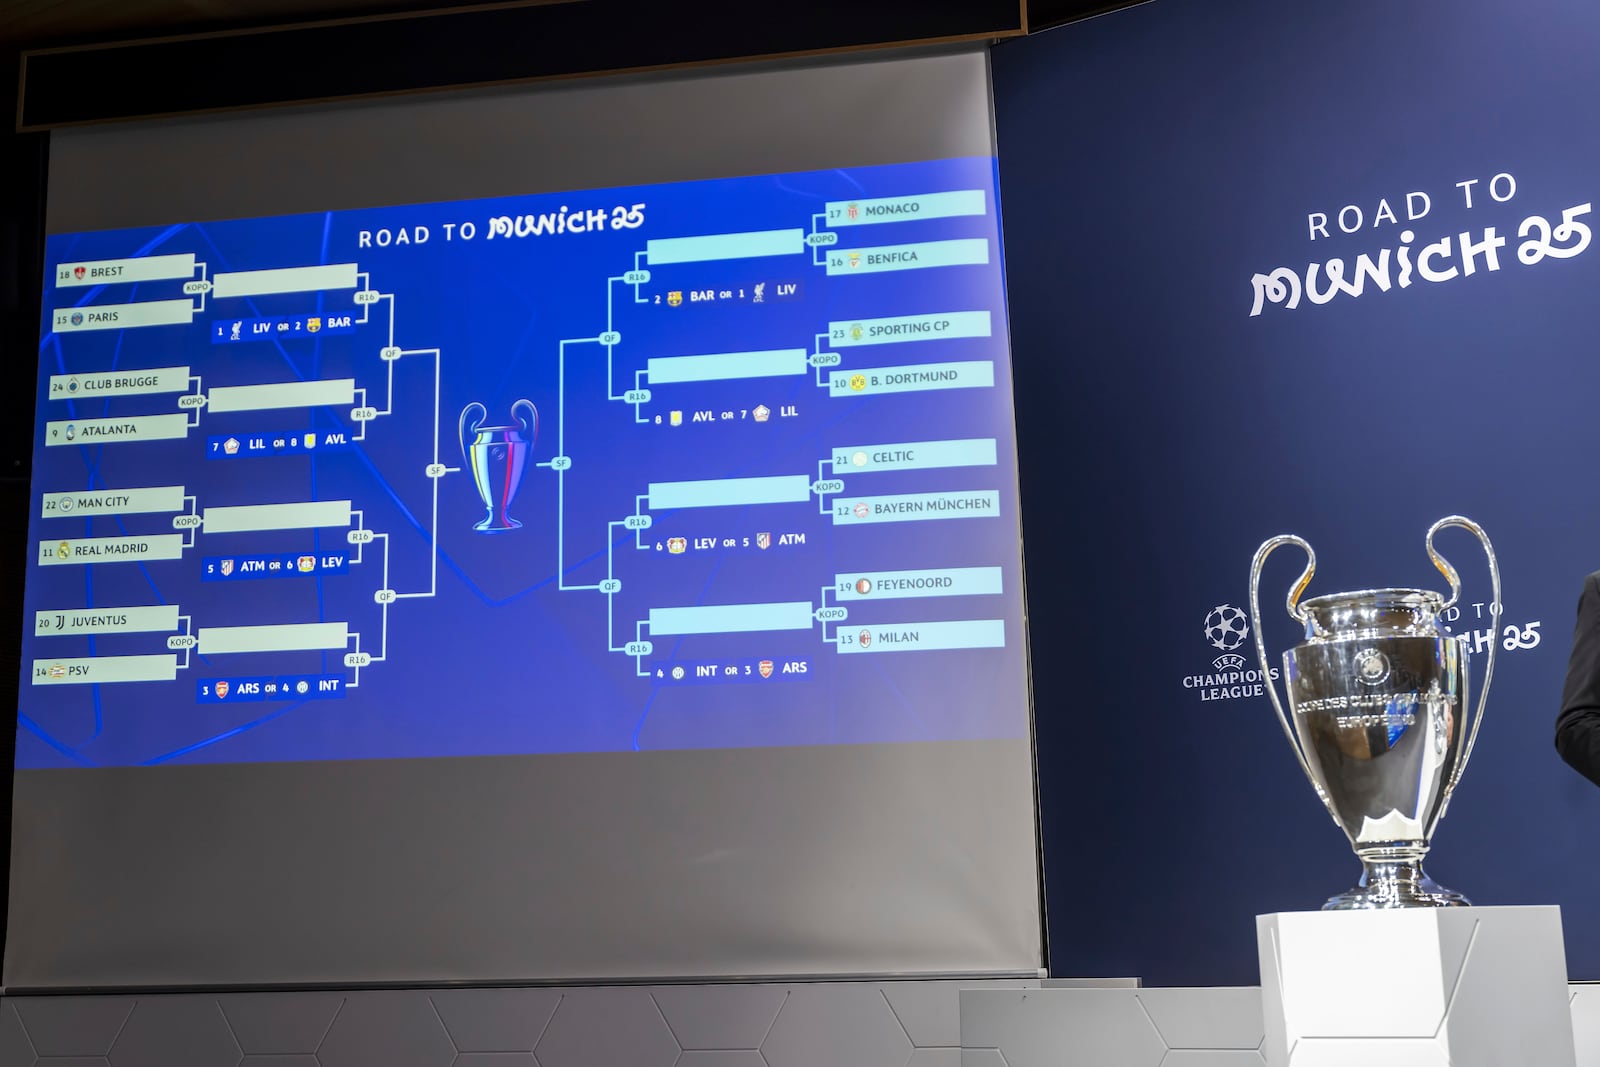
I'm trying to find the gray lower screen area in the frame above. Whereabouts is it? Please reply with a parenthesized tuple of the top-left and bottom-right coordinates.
(8, 742, 1041, 987)
(12, 49, 1043, 987)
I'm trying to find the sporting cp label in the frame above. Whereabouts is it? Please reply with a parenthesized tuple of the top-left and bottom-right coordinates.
(1182, 603, 1277, 702)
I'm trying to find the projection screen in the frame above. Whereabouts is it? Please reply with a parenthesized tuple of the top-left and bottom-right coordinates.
(8, 48, 1043, 989)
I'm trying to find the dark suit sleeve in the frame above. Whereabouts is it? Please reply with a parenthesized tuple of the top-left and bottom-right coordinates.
(1556, 573, 1600, 786)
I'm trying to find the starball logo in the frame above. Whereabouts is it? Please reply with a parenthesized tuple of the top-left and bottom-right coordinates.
(1183, 604, 1279, 701)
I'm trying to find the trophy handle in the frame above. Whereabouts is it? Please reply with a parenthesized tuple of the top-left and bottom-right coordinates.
(1427, 515, 1500, 798)
(511, 399, 539, 446)
(458, 402, 486, 465)
(1249, 534, 1334, 814)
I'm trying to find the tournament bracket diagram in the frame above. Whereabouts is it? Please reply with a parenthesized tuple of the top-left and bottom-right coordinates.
(19, 157, 1030, 767)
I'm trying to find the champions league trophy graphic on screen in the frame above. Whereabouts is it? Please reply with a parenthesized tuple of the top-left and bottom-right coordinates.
(458, 399, 538, 532)
(1249, 516, 1499, 909)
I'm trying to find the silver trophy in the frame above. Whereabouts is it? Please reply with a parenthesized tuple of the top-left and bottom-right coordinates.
(459, 399, 538, 533)
(1248, 516, 1499, 909)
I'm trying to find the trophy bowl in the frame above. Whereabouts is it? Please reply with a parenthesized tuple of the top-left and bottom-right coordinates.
(1249, 517, 1499, 910)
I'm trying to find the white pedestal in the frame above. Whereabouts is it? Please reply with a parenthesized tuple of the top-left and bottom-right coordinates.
(1257, 906, 1575, 1067)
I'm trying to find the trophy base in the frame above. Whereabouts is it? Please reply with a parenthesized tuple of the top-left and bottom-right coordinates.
(1324, 854, 1470, 910)
(472, 516, 522, 533)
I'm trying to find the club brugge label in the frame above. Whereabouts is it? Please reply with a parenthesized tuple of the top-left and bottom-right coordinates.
(1183, 603, 1277, 702)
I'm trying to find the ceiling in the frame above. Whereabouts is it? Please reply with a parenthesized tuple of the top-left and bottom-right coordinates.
(0, 0, 555, 49)
(0, 0, 1125, 55)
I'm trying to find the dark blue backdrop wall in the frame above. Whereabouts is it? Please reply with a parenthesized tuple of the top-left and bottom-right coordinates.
(997, 0, 1600, 985)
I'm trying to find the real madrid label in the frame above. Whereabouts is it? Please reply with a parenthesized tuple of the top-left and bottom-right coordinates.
(38, 534, 187, 565)
(32, 654, 179, 685)
(40, 486, 186, 519)
(825, 190, 987, 226)
(837, 619, 1006, 654)
(48, 366, 190, 399)
(52, 299, 196, 332)
(835, 566, 1003, 601)
(55, 253, 197, 288)
(35, 604, 181, 636)
(828, 360, 995, 396)
(45, 415, 190, 446)
(828, 311, 992, 347)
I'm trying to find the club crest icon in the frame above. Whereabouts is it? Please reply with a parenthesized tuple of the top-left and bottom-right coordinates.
(759, 659, 774, 678)
(1355, 648, 1391, 686)
(459, 399, 538, 533)
(756, 532, 771, 550)
(215, 680, 230, 699)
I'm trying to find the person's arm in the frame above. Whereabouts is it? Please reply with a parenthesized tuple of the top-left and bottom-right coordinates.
(1556, 573, 1600, 786)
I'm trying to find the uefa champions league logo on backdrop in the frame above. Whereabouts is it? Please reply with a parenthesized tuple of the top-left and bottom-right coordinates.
(1184, 603, 1274, 702)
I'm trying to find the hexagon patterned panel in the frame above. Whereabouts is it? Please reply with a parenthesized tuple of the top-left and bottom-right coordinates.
(960, 985, 1600, 1067)
(0, 978, 1038, 1067)
(5, 982, 1598, 1066)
